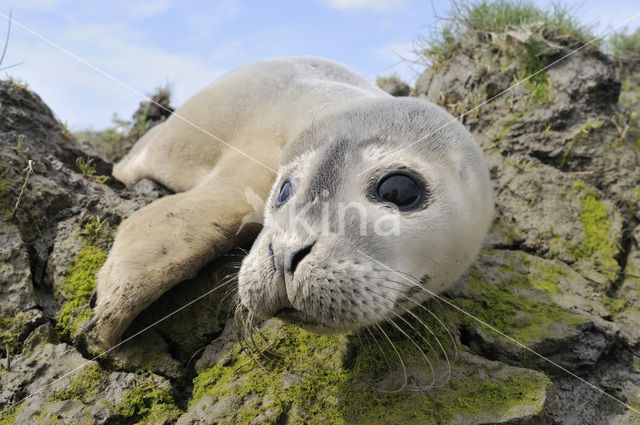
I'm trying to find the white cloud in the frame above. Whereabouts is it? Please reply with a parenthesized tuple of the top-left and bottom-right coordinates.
(368, 41, 422, 84)
(207, 40, 244, 62)
(124, 0, 171, 20)
(4, 0, 69, 11)
(372, 41, 416, 62)
(319, 0, 410, 12)
(185, 0, 242, 40)
(6, 21, 226, 129)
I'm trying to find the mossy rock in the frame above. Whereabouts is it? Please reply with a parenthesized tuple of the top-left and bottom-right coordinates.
(450, 249, 616, 369)
(610, 238, 640, 347)
(181, 319, 556, 424)
(4, 331, 182, 425)
(54, 243, 106, 340)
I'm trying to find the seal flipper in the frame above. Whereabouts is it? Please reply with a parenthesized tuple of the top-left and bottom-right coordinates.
(92, 161, 274, 348)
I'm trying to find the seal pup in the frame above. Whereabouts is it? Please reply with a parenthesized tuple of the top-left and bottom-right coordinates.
(92, 57, 493, 348)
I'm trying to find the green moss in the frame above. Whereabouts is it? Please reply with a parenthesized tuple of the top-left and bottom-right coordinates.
(516, 38, 550, 104)
(609, 27, 640, 59)
(571, 180, 620, 280)
(0, 313, 27, 355)
(0, 404, 21, 425)
(492, 221, 525, 244)
(190, 328, 350, 424)
(49, 365, 181, 423)
(112, 378, 182, 422)
(190, 319, 549, 424)
(55, 245, 106, 339)
(496, 107, 528, 143)
(375, 74, 402, 87)
(54, 364, 104, 403)
(527, 260, 572, 296)
(603, 297, 628, 314)
(458, 267, 585, 344)
(633, 187, 640, 204)
(137, 403, 182, 425)
(341, 372, 548, 424)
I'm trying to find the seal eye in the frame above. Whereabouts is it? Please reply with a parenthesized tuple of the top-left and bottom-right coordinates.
(275, 178, 293, 208)
(375, 172, 425, 211)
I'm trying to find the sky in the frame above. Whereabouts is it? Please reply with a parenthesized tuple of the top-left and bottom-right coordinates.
(1, 0, 640, 130)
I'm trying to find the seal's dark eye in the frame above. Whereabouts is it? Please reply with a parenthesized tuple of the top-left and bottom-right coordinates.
(375, 172, 426, 211)
(275, 179, 292, 208)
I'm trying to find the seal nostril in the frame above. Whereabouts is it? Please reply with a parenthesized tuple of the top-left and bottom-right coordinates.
(288, 243, 314, 275)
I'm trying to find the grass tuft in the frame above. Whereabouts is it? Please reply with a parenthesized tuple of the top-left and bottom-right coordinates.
(421, 0, 596, 66)
(609, 28, 640, 60)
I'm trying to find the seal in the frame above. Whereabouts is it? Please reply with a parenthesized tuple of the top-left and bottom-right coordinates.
(92, 57, 493, 348)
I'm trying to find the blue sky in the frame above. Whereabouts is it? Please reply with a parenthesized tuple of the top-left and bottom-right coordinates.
(2, 0, 640, 130)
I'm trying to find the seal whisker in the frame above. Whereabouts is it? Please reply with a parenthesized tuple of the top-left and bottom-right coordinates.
(347, 285, 439, 387)
(323, 277, 435, 390)
(233, 302, 262, 363)
(363, 283, 453, 388)
(216, 286, 238, 319)
(376, 281, 458, 357)
(364, 326, 393, 379)
(382, 312, 437, 390)
(374, 323, 408, 393)
(383, 277, 459, 363)
(379, 280, 458, 386)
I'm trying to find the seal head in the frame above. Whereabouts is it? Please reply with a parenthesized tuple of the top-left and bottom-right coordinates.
(237, 97, 493, 333)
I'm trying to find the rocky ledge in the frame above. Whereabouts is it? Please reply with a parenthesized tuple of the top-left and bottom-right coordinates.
(1, 25, 640, 425)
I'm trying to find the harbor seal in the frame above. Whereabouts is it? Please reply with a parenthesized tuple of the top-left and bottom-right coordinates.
(92, 57, 493, 348)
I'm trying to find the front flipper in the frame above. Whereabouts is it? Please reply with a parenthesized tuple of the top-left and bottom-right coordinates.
(92, 164, 273, 348)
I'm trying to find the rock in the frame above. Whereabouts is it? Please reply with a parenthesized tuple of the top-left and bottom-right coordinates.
(107, 87, 174, 162)
(413, 21, 639, 424)
(0, 217, 45, 358)
(612, 226, 640, 348)
(180, 319, 558, 424)
(1, 323, 181, 424)
(123, 252, 241, 365)
(450, 250, 617, 371)
(0, 79, 184, 422)
(108, 331, 184, 380)
(377, 76, 411, 96)
(194, 318, 237, 373)
(486, 154, 624, 271)
(415, 28, 638, 205)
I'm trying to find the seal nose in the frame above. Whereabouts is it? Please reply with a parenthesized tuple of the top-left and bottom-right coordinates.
(286, 243, 315, 275)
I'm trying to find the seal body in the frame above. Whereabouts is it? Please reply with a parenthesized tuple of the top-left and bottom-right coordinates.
(93, 57, 493, 347)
